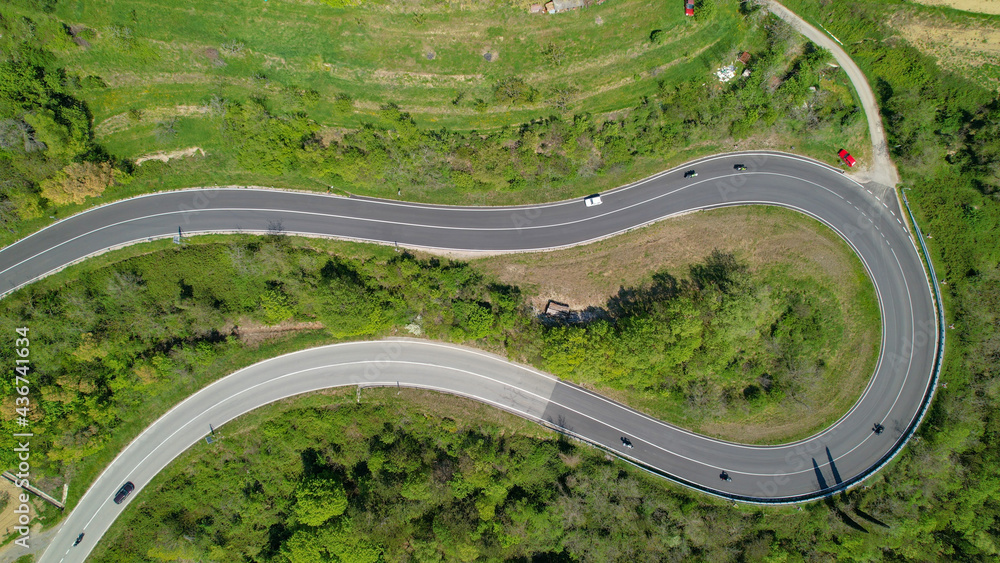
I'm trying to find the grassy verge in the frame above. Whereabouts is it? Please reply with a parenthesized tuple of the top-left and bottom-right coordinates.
(53, 0, 742, 133)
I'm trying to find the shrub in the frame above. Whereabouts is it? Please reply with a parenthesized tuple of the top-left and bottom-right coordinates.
(39, 161, 114, 204)
(493, 77, 538, 105)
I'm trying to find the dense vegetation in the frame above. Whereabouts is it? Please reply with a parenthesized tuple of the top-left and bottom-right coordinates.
(89, 389, 821, 563)
(541, 249, 851, 426)
(0, 4, 119, 230)
(774, 0, 1000, 558)
(0, 0, 864, 246)
(0, 233, 863, 507)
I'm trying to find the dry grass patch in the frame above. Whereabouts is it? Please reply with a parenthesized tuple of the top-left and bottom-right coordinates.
(96, 105, 210, 136)
(233, 319, 326, 347)
(473, 206, 861, 310)
(910, 0, 1000, 15)
(889, 8, 1000, 91)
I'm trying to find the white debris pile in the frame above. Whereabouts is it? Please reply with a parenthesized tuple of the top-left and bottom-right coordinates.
(715, 65, 736, 83)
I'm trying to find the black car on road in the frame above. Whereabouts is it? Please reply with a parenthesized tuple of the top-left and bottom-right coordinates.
(733, 164, 747, 171)
(683, 170, 698, 178)
(114, 481, 135, 504)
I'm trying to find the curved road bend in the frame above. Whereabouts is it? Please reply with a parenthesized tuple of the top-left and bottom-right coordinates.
(0, 152, 937, 562)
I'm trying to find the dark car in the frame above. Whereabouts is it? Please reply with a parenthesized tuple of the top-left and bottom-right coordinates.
(114, 481, 135, 504)
(683, 170, 698, 178)
(620, 437, 634, 449)
(733, 164, 747, 171)
(73, 533, 85, 546)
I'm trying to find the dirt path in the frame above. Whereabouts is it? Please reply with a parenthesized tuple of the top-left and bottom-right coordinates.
(766, 1, 900, 191)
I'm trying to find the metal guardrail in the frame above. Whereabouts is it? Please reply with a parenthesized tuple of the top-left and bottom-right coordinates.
(569, 190, 949, 505)
(898, 189, 946, 435)
(2, 470, 65, 510)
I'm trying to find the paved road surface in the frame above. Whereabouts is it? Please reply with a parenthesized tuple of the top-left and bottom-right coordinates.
(0, 152, 937, 563)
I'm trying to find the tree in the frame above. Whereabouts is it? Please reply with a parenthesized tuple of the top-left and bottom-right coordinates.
(293, 477, 348, 527)
(22, 106, 89, 160)
(39, 161, 114, 204)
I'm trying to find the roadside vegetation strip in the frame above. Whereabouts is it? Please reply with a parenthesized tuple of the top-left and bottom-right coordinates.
(0, 0, 867, 249)
(0, 207, 876, 509)
(89, 388, 740, 562)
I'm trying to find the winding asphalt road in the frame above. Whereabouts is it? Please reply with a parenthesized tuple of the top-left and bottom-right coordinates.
(1, 152, 938, 563)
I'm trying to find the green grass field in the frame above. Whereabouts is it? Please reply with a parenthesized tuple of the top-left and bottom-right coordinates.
(48, 0, 744, 145)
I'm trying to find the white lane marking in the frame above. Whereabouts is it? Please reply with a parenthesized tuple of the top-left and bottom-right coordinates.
(804, 243, 917, 468)
(60, 196, 899, 457)
(124, 358, 845, 485)
(0, 151, 857, 259)
(225, 200, 901, 458)
(8, 192, 914, 469)
(881, 246, 918, 420)
(0, 171, 865, 282)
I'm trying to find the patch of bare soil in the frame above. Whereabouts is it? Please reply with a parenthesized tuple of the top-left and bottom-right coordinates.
(0, 479, 22, 541)
(910, 0, 1000, 15)
(316, 127, 356, 148)
(891, 9, 1000, 90)
(234, 320, 325, 346)
(67, 24, 91, 48)
(135, 146, 206, 166)
(0, 479, 55, 563)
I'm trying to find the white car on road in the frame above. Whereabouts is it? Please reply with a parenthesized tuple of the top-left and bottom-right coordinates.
(584, 194, 602, 207)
